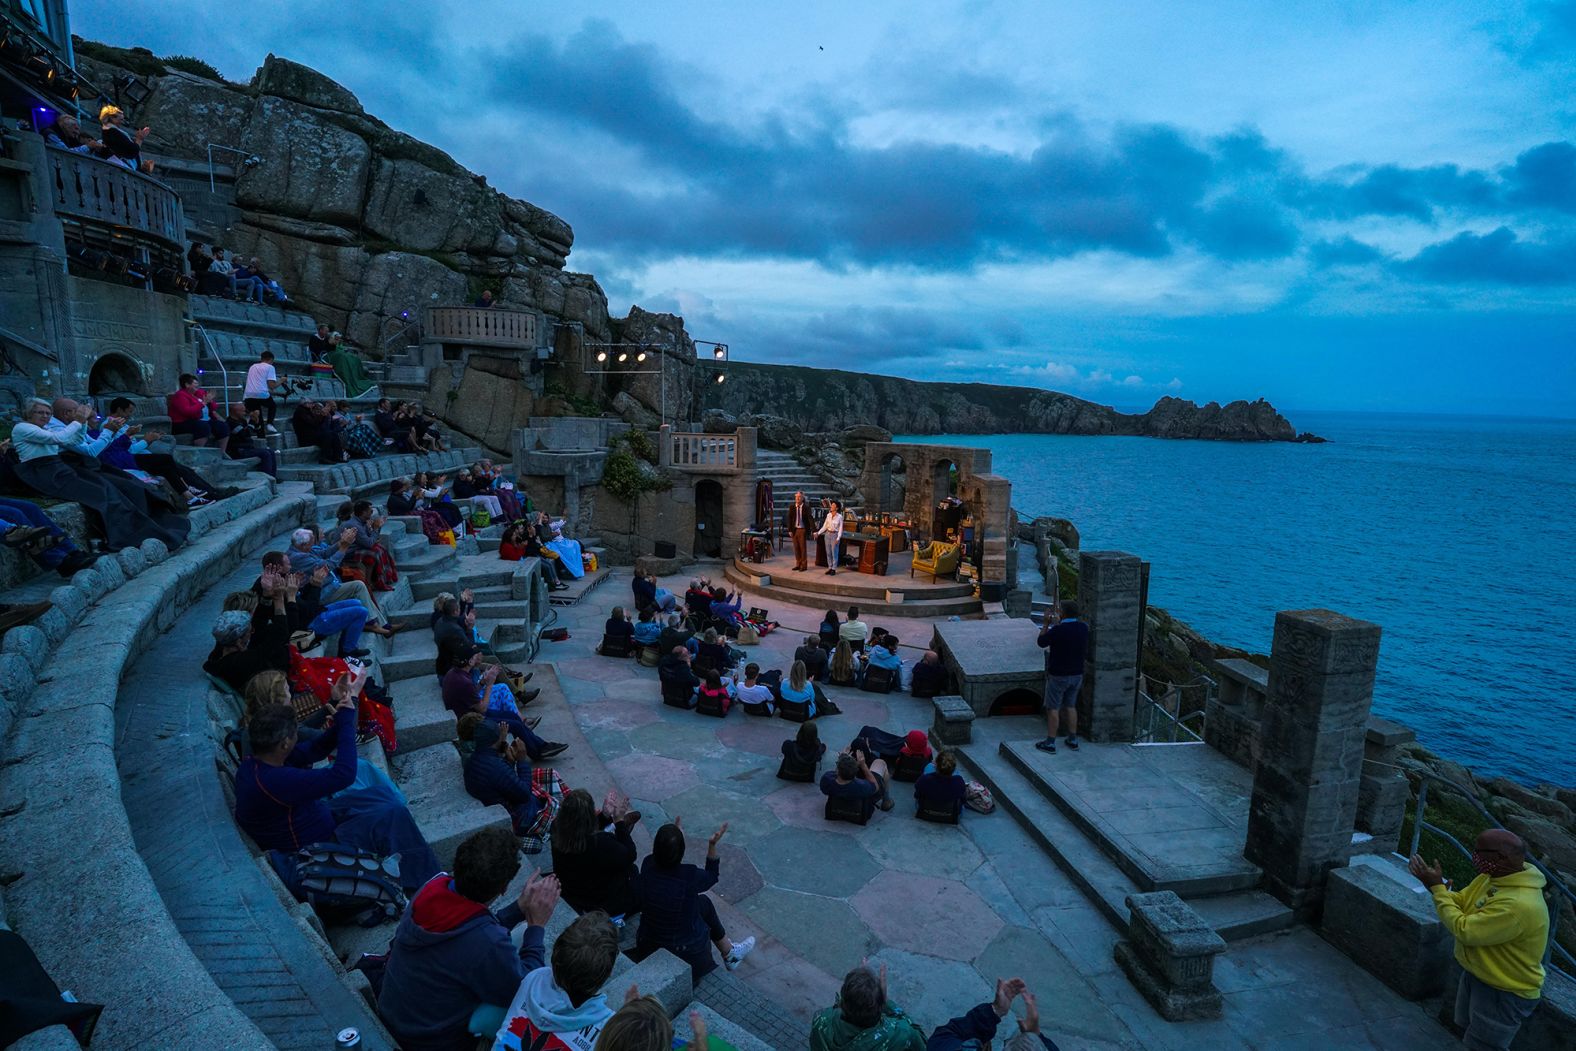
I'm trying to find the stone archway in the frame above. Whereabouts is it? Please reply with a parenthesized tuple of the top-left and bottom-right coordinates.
(87, 352, 145, 398)
(879, 451, 907, 512)
(932, 458, 958, 505)
(990, 687, 1042, 717)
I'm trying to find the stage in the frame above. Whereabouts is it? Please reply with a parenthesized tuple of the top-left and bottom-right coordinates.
(723, 547, 984, 619)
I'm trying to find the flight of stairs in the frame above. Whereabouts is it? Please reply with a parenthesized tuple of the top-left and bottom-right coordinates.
(754, 449, 845, 521)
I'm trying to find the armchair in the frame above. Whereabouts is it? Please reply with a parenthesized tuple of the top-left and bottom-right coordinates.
(910, 540, 961, 582)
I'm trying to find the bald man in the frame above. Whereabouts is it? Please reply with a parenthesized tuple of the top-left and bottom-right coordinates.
(1410, 829, 1549, 1051)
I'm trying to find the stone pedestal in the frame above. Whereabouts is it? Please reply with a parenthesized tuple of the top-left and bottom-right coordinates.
(931, 695, 975, 745)
(1355, 716, 1414, 853)
(1077, 551, 1143, 742)
(1244, 609, 1382, 916)
(1113, 891, 1225, 1020)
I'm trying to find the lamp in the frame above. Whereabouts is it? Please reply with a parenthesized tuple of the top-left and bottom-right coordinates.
(596, 351, 608, 362)
(715, 372, 726, 384)
(713, 347, 726, 359)
(636, 351, 647, 362)
(617, 352, 628, 362)
(116, 74, 151, 108)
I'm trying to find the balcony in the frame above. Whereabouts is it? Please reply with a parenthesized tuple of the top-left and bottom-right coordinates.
(424, 305, 538, 350)
(45, 146, 183, 248)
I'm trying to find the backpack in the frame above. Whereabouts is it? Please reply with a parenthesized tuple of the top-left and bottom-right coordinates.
(269, 843, 408, 927)
(964, 780, 995, 814)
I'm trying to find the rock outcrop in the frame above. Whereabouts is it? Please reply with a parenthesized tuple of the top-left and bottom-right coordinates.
(718, 362, 1313, 442)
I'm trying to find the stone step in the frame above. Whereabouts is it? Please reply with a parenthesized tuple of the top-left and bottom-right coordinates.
(723, 562, 981, 619)
(390, 744, 514, 869)
(998, 741, 1265, 897)
(189, 294, 317, 335)
(389, 675, 456, 754)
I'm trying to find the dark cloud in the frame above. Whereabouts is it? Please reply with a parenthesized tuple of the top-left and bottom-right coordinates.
(1503, 141, 1576, 212)
(1310, 237, 1384, 268)
(1399, 227, 1576, 285)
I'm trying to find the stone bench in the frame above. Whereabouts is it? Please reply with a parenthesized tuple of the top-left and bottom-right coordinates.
(1113, 890, 1226, 1021)
(931, 694, 975, 745)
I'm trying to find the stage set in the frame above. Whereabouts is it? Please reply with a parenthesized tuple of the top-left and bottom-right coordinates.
(723, 442, 1017, 619)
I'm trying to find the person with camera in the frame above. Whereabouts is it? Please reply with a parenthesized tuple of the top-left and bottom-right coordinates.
(243, 350, 289, 432)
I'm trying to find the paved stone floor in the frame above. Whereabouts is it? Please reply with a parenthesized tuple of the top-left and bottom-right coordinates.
(546, 562, 1455, 1049)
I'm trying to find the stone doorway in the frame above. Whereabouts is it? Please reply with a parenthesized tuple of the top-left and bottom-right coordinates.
(694, 478, 724, 558)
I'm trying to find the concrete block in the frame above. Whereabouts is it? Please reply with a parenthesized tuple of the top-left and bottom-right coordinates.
(598, 948, 692, 1018)
(1322, 860, 1449, 1000)
(931, 695, 975, 745)
(674, 1003, 774, 1051)
(1114, 891, 1225, 1021)
(2, 626, 50, 675)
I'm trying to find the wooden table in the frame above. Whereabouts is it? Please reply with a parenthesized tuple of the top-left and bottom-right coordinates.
(816, 532, 889, 574)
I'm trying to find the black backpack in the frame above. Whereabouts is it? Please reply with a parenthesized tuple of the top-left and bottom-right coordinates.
(269, 843, 408, 927)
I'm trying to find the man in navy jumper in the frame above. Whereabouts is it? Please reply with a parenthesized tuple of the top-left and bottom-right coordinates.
(927, 977, 1059, 1050)
(377, 831, 561, 1051)
(1035, 601, 1089, 754)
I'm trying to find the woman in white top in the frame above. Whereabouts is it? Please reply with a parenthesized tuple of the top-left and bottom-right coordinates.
(10, 400, 189, 553)
(815, 500, 845, 576)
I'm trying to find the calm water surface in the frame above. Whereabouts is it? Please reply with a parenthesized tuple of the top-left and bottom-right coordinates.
(898, 413, 1576, 784)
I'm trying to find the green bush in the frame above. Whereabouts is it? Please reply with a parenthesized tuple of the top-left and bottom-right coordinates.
(162, 55, 223, 81)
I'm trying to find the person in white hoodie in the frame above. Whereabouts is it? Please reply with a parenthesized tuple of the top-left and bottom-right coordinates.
(494, 911, 621, 1051)
(815, 499, 845, 576)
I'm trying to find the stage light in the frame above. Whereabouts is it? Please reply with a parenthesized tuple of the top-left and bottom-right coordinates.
(636, 352, 647, 362)
(617, 352, 628, 362)
(595, 351, 607, 362)
(399, 310, 410, 320)
(713, 347, 725, 359)
(715, 372, 726, 384)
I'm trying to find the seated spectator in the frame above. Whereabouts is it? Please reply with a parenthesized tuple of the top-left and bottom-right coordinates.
(551, 788, 641, 920)
(0, 493, 97, 577)
(811, 965, 924, 1051)
(864, 635, 905, 691)
(454, 468, 504, 521)
(632, 608, 662, 646)
(602, 606, 635, 647)
(345, 499, 400, 590)
(820, 751, 893, 822)
(708, 586, 743, 627)
(97, 105, 150, 172)
(778, 660, 818, 719)
(373, 397, 416, 452)
(595, 994, 704, 1051)
(288, 527, 396, 633)
(224, 403, 278, 478)
(794, 636, 828, 681)
(534, 516, 584, 580)
(658, 646, 701, 707)
(632, 570, 677, 613)
(928, 978, 1058, 1050)
(166, 374, 231, 452)
(827, 640, 858, 687)
(243, 256, 291, 304)
(188, 240, 218, 287)
(210, 247, 264, 303)
(839, 606, 870, 651)
(656, 613, 696, 657)
(497, 520, 528, 561)
(780, 722, 826, 780)
(309, 324, 333, 362)
(10, 399, 189, 553)
(326, 338, 376, 399)
(335, 403, 383, 460)
(899, 730, 933, 766)
(294, 399, 348, 464)
(494, 909, 621, 1051)
(696, 671, 733, 716)
(634, 821, 754, 979)
(255, 550, 370, 657)
(235, 700, 439, 890)
(204, 600, 291, 694)
(914, 750, 966, 819)
(475, 460, 525, 521)
(402, 402, 448, 452)
(735, 664, 774, 716)
(442, 644, 553, 750)
(462, 720, 568, 852)
(818, 609, 841, 650)
(694, 628, 732, 674)
(475, 289, 497, 308)
(376, 832, 558, 1051)
(521, 525, 571, 591)
(683, 579, 714, 619)
(411, 471, 465, 530)
(100, 398, 218, 506)
(44, 113, 102, 154)
(910, 650, 948, 697)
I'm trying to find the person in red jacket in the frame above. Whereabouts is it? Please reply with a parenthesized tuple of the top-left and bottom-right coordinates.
(166, 373, 230, 453)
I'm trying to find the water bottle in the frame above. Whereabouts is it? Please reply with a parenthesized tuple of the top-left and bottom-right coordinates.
(335, 1028, 361, 1050)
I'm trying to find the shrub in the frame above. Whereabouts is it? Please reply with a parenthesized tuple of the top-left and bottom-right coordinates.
(162, 55, 223, 81)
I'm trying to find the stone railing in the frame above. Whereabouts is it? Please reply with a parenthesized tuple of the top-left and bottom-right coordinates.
(424, 305, 537, 349)
(668, 431, 737, 470)
(45, 145, 184, 247)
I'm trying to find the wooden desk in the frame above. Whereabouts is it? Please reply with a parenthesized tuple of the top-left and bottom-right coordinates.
(817, 532, 889, 575)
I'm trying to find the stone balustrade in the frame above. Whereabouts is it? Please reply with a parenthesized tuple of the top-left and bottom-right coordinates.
(424, 305, 537, 348)
(45, 145, 184, 247)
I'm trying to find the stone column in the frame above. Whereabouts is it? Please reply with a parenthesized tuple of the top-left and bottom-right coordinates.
(1353, 716, 1415, 856)
(1244, 608, 1382, 915)
(1076, 551, 1143, 742)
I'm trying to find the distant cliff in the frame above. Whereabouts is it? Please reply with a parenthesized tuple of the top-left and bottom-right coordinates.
(717, 361, 1318, 442)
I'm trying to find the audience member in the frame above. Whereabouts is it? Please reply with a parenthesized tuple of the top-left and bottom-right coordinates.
(166, 373, 230, 451)
(44, 113, 102, 154)
(658, 646, 701, 707)
(864, 634, 905, 690)
(632, 570, 677, 613)
(462, 720, 568, 851)
(632, 608, 662, 646)
(243, 256, 291, 304)
(255, 550, 368, 657)
(914, 751, 966, 819)
(927, 978, 1058, 1050)
(309, 324, 333, 363)
(0, 494, 96, 576)
(474, 289, 496, 308)
(820, 750, 893, 821)
(345, 499, 400, 590)
(594, 992, 705, 1051)
(551, 788, 641, 920)
(794, 636, 828, 681)
(326, 338, 375, 399)
(827, 640, 858, 687)
(224, 403, 279, 477)
(818, 609, 840, 650)
(910, 651, 948, 697)
(493, 908, 621, 1051)
(204, 599, 290, 694)
(735, 664, 774, 716)
(811, 964, 925, 1051)
(683, 579, 714, 619)
(694, 627, 733, 674)
(242, 350, 287, 431)
(442, 645, 554, 750)
(453, 468, 504, 520)
(603, 606, 635, 647)
(696, 671, 733, 715)
(779, 659, 819, 719)
(634, 820, 754, 979)
(100, 398, 218, 506)
(10, 399, 188, 552)
(287, 528, 394, 632)
(839, 606, 870, 649)
(210, 247, 264, 303)
(97, 105, 150, 171)
(376, 833, 558, 1051)
(656, 613, 696, 657)
(234, 699, 439, 890)
(521, 525, 572, 591)
(780, 722, 826, 779)
(1035, 602, 1088, 754)
(293, 399, 347, 464)
(411, 472, 465, 530)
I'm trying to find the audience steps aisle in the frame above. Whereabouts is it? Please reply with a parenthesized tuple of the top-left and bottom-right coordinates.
(188, 293, 378, 408)
(755, 449, 843, 518)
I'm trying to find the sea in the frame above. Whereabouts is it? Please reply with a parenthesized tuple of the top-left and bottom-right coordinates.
(897, 412, 1576, 786)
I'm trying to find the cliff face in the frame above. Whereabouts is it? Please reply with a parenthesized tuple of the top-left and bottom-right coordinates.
(718, 362, 1311, 441)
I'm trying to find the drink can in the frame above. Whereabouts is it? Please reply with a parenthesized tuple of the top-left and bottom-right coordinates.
(335, 1028, 361, 1050)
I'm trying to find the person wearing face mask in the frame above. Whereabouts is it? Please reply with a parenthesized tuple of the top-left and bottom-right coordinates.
(1409, 829, 1549, 1051)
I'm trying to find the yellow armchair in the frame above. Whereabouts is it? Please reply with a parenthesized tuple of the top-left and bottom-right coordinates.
(911, 540, 962, 582)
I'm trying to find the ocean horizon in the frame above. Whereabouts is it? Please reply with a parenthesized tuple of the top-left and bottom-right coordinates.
(897, 410, 1575, 786)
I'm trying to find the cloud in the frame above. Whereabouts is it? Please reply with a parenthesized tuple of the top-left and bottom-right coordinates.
(1503, 141, 1576, 213)
(1310, 236, 1385, 268)
(1398, 227, 1576, 285)
(1166, 377, 1184, 390)
(1122, 374, 1145, 386)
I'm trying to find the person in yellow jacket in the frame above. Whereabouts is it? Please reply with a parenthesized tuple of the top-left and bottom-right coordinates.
(1410, 829, 1548, 1051)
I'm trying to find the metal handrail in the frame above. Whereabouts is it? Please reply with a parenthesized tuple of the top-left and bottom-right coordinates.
(1135, 692, 1205, 743)
(1406, 770, 1574, 976)
(1134, 672, 1216, 744)
(190, 322, 230, 414)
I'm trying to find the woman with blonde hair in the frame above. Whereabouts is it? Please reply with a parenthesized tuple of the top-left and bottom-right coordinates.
(828, 639, 857, 687)
(242, 669, 291, 724)
(778, 658, 818, 719)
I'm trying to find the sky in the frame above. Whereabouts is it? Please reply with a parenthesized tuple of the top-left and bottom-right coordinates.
(72, 0, 1576, 416)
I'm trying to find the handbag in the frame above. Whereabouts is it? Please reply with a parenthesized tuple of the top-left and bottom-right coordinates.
(964, 780, 996, 814)
(736, 623, 759, 646)
(469, 506, 492, 528)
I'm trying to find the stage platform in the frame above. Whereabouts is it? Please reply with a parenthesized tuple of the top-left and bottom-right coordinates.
(723, 549, 984, 619)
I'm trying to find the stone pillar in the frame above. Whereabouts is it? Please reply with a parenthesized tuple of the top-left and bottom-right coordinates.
(1077, 551, 1143, 742)
(1353, 716, 1415, 855)
(1244, 609, 1382, 915)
